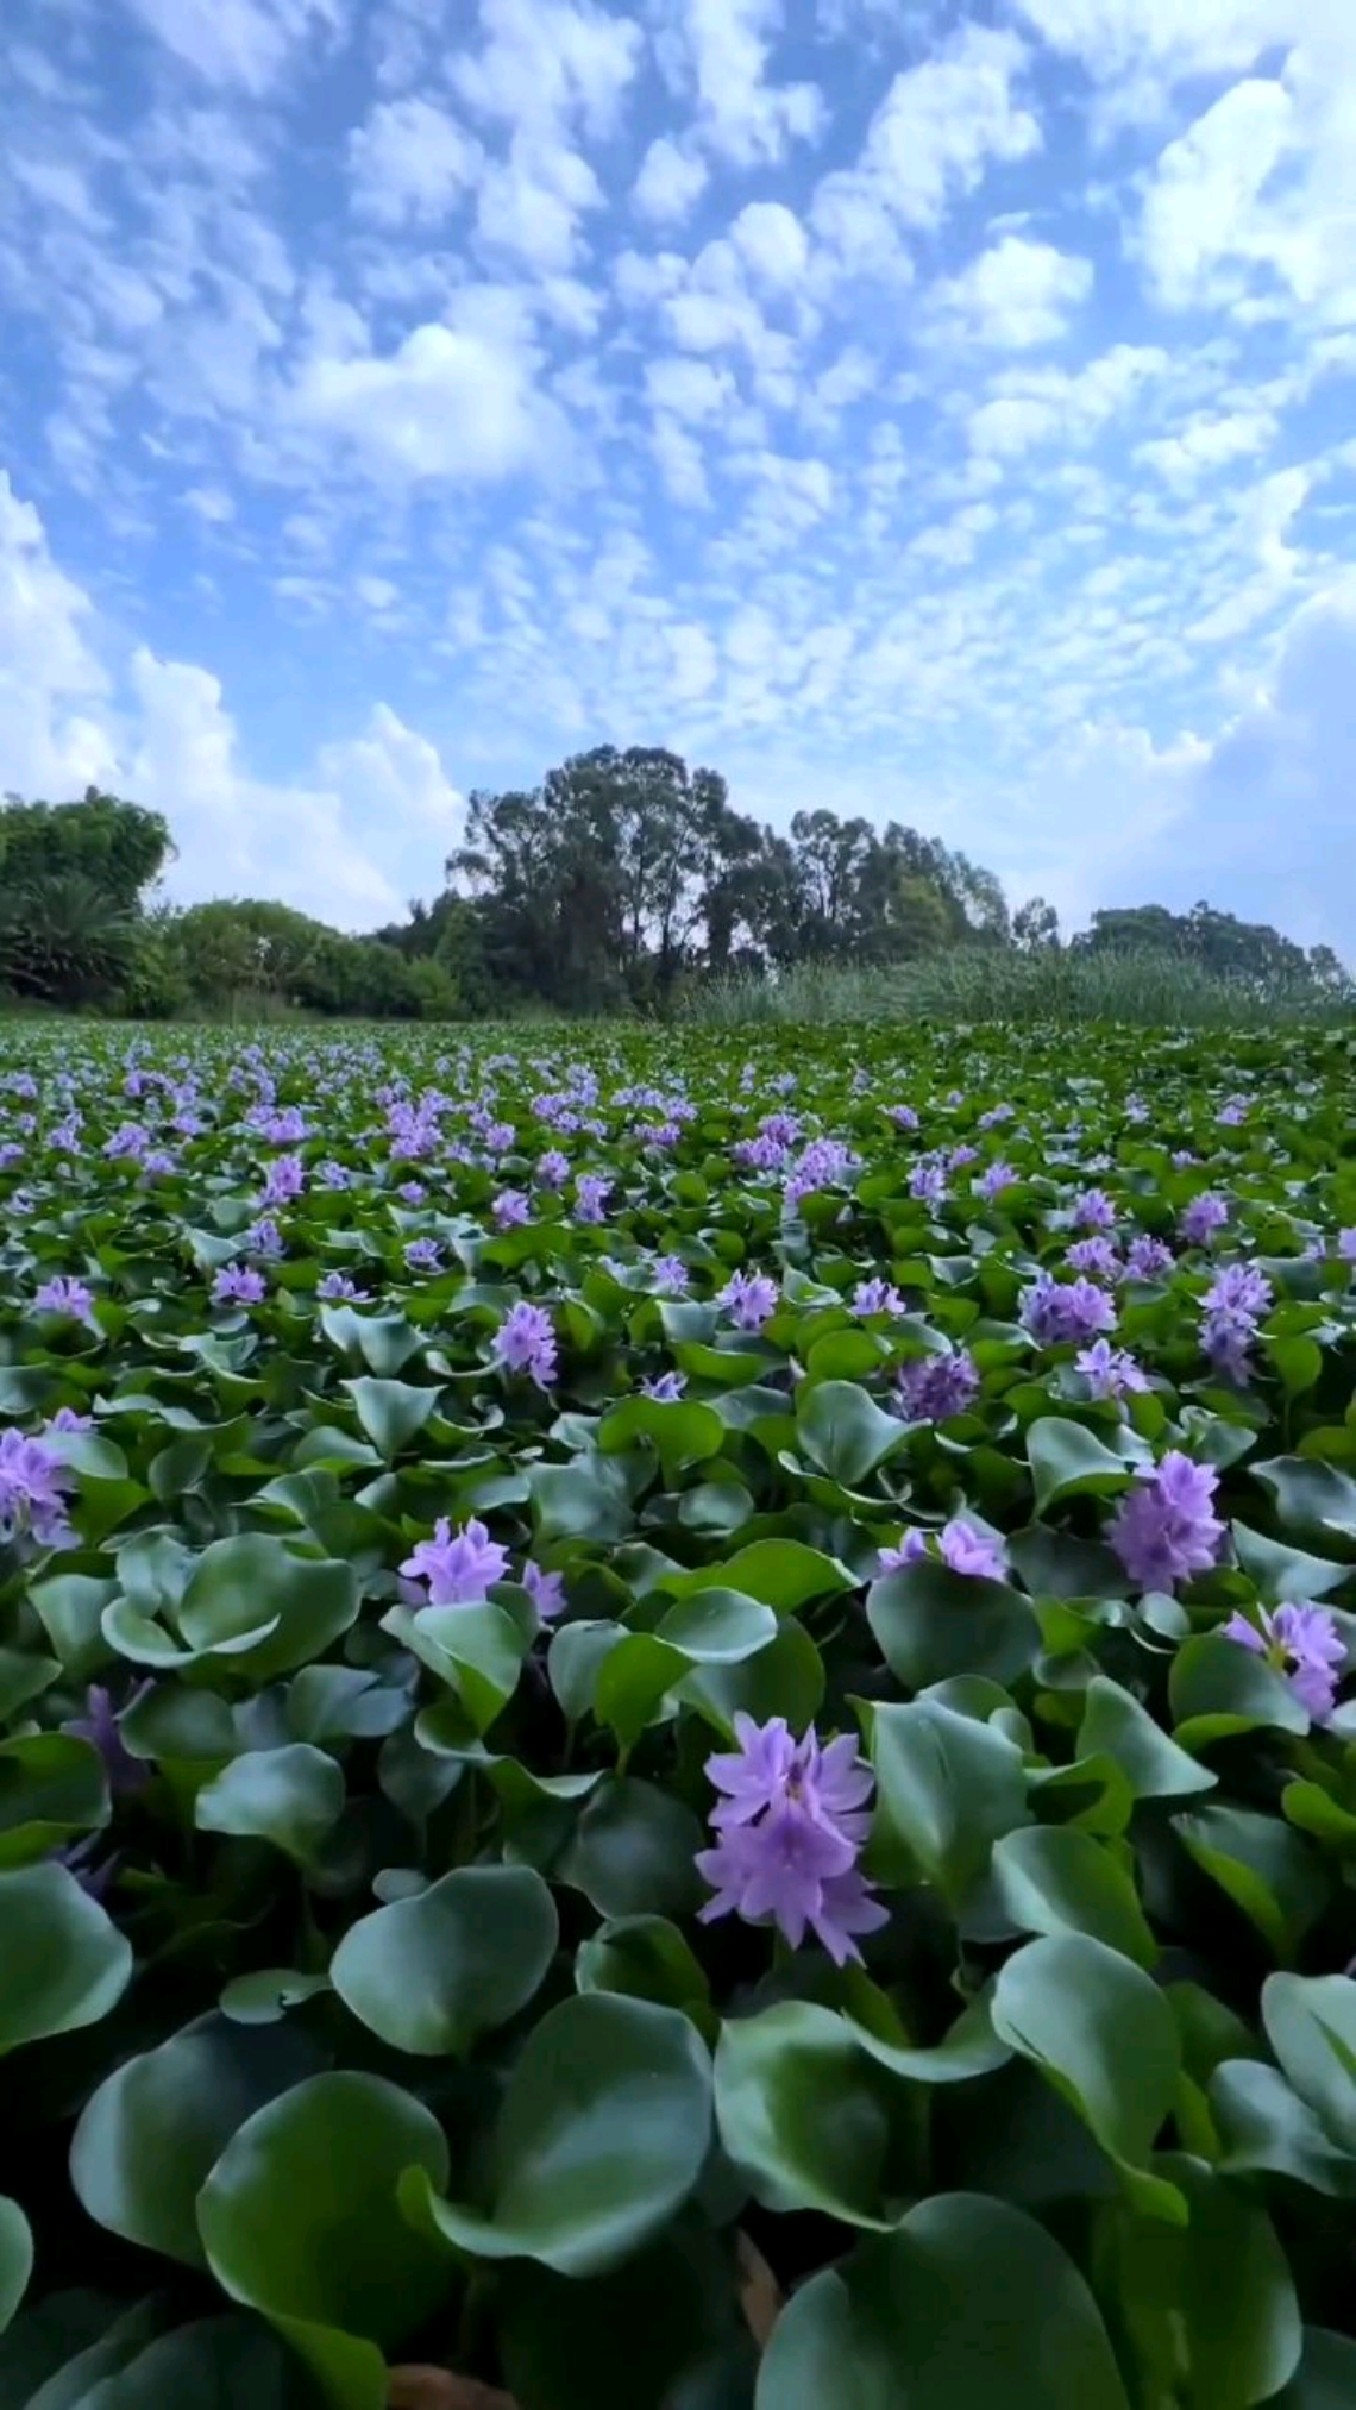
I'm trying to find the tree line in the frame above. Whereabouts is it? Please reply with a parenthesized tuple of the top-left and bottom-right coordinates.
(1, 760, 1348, 1020)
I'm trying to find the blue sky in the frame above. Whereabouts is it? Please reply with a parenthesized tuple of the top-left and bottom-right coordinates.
(1, 0, 1354, 950)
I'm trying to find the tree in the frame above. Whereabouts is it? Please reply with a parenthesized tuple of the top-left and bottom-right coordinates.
(1013, 896, 1061, 953)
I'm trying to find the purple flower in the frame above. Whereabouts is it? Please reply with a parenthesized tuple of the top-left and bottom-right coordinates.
(103, 1121, 150, 1162)
(493, 1300, 558, 1387)
(1020, 1274, 1118, 1347)
(641, 1370, 688, 1402)
(317, 1160, 353, 1189)
(212, 1265, 267, 1308)
(1109, 1452, 1226, 1591)
(888, 1104, 919, 1132)
(977, 1160, 1019, 1202)
(1075, 1339, 1149, 1401)
(404, 1238, 443, 1274)
(734, 1134, 788, 1175)
(909, 1159, 948, 1206)
(785, 1138, 856, 1207)
(1204, 1262, 1273, 1320)
(523, 1560, 567, 1622)
(1065, 1236, 1120, 1283)
(262, 1153, 305, 1208)
(878, 1518, 1005, 1580)
(536, 1149, 570, 1189)
(493, 1189, 531, 1231)
(1221, 1601, 1345, 1724)
(893, 1347, 980, 1424)
(1181, 1192, 1230, 1245)
(852, 1277, 904, 1318)
(651, 1255, 690, 1297)
(1338, 1228, 1356, 1263)
(398, 1180, 427, 1207)
(1071, 1187, 1117, 1232)
(0, 1427, 75, 1549)
(62, 1683, 152, 1795)
(317, 1271, 370, 1303)
(978, 1104, 1014, 1129)
(34, 1275, 96, 1323)
(244, 1216, 285, 1261)
(45, 1406, 92, 1435)
(696, 1714, 886, 1967)
(574, 1173, 613, 1225)
(1125, 1234, 1174, 1281)
(718, 1270, 780, 1332)
(400, 1516, 510, 1605)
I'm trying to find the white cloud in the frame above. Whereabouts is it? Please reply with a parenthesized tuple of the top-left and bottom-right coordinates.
(927, 235, 1092, 348)
(451, 0, 643, 139)
(667, 0, 826, 167)
(475, 134, 604, 270)
(645, 355, 735, 421)
(968, 344, 1170, 455)
(285, 317, 562, 483)
(850, 25, 1041, 231)
(1135, 409, 1277, 484)
(729, 200, 809, 289)
(348, 97, 481, 227)
(120, 0, 345, 92)
(0, 472, 111, 797)
(632, 136, 708, 224)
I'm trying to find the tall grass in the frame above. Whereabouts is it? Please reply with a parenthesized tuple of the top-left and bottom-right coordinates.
(683, 947, 1354, 1031)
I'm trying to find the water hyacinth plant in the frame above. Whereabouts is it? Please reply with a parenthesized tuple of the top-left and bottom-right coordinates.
(0, 1017, 1354, 2406)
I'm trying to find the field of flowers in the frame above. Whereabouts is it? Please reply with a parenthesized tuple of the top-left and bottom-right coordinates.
(1, 1017, 1355, 2408)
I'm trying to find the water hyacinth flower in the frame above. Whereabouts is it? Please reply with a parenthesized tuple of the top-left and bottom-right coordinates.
(493, 1300, 558, 1387)
(718, 1269, 780, 1332)
(404, 1237, 443, 1275)
(977, 1159, 1019, 1202)
(535, 1148, 570, 1189)
(852, 1276, 904, 1317)
(892, 1347, 980, 1423)
(493, 1188, 531, 1231)
(400, 1516, 509, 1606)
(522, 1560, 567, 1621)
(1221, 1601, 1345, 1724)
(0, 1427, 76, 1549)
(1339, 1229, 1356, 1263)
(1065, 1236, 1120, 1282)
(1020, 1274, 1118, 1347)
(696, 1714, 886, 1967)
(1125, 1233, 1174, 1281)
(574, 1173, 613, 1224)
(62, 1682, 152, 1795)
(1109, 1451, 1225, 1591)
(1200, 1259, 1274, 1385)
(1181, 1192, 1230, 1245)
(888, 1104, 919, 1132)
(244, 1216, 285, 1260)
(212, 1265, 267, 1308)
(1070, 1187, 1117, 1232)
(262, 1153, 305, 1207)
(1075, 1339, 1149, 1401)
(34, 1275, 96, 1324)
(878, 1519, 1006, 1580)
(641, 1370, 687, 1402)
(651, 1254, 690, 1297)
(909, 1158, 948, 1206)
(317, 1271, 370, 1303)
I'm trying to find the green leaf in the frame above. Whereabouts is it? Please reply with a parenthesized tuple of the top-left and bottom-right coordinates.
(684, 1539, 857, 1612)
(593, 1633, 688, 1749)
(390, 1599, 530, 1736)
(0, 2198, 32, 2336)
(715, 2002, 922, 2228)
(679, 1617, 826, 1738)
(755, 2194, 1130, 2409)
(575, 1915, 711, 2016)
(343, 1375, 442, 1457)
(496, 2225, 754, 2410)
(402, 1994, 712, 2277)
(1261, 1972, 1356, 2151)
(1230, 1522, 1350, 1606)
(69, 2315, 320, 2408)
(558, 1776, 705, 1919)
(330, 1864, 558, 2056)
(197, 2071, 452, 2410)
(70, 2012, 320, 2266)
(27, 1573, 116, 1680)
(1173, 1807, 1329, 1961)
(867, 1562, 1040, 1689)
(1210, 2059, 1356, 2197)
(990, 1826, 1157, 1965)
(597, 1393, 726, 1480)
(173, 1535, 360, 1678)
(1100, 2156, 1300, 2409)
(1170, 1633, 1312, 1748)
(1272, 2331, 1356, 2407)
(529, 1458, 635, 1543)
(0, 1861, 133, 2053)
(867, 1697, 1030, 1909)
(1252, 1456, 1356, 1551)
(0, 1734, 108, 1868)
(654, 1587, 779, 1663)
(991, 1933, 1183, 2219)
(1027, 1416, 1134, 1513)
(1078, 1676, 1217, 1800)
(797, 1381, 906, 1485)
(195, 1744, 345, 1867)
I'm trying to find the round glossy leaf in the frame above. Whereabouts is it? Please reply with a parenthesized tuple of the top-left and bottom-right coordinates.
(71, 2012, 321, 2266)
(797, 1382, 906, 1486)
(195, 1744, 346, 1866)
(867, 1696, 1029, 1906)
(867, 1562, 1040, 1690)
(1272, 2331, 1356, 2407)
(990, 1826, 1157, 1966)
(558, 1777, 705, 1919)
(198, 2071, 451, 2372)
(0, 2198, 32, 2335)
(991, 1933, 1183, 2219)
(1172, 1807, 1329, 1961)
(755, 2194, 1131, 2409)
(715, 2002, 925, 2227)
(0, 1734, 108, 1868)
(1170, 1634, 1310, 1748)
(178, 1536, 360, 1678)
(1102, 2155, 1301, 2408)
(1078, 1677, 1216, 1801)
(403, 1993, 713, 2276)
(575, 1915, 710, 2015)
(654, 1589, 778, 1664)
(330, 1864, 558, 2057)
(496, 2223, 753, 2410)
(1027, 1417, 1134, 1513)
(1261, 1973, 1356, 2151)
(343, 1376, 442, 1457)
(0, 1861, 133, 2054)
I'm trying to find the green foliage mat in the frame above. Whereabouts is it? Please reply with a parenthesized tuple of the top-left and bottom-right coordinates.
(0, 1017, 1354, 2407)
